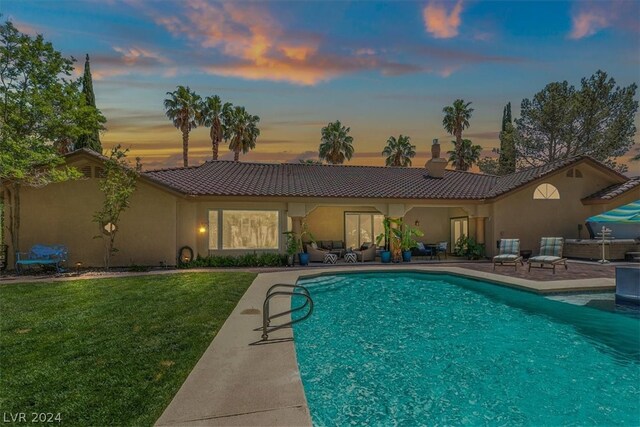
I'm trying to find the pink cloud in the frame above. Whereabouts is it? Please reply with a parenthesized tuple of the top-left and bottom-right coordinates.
(569, 0, 640, 39)
(423, 1, 463, 39)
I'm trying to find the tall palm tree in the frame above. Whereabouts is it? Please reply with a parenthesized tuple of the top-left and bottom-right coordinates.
(382, 135, 416, 167)
(442, 99, 474, 170)
(164, 86, 201, 167)
(199, 95, 232, 160)
(447, 139, 482, 171)
(227, 106, 260, 161)
(318, 120, 354, 164)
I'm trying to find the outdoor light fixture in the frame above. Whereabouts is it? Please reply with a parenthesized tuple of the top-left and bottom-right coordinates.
(198, 224, 207, 234)
(75, 261, 83, 274)
(415, 220, 420, 227)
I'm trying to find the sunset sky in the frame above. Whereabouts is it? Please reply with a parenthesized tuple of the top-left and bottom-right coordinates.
(4, 0, 640, 171)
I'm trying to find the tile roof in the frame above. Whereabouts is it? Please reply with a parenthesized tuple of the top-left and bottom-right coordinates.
(144, 161, 498, 199)
(142, 155, 628, 201)
(583, 177, 640, 201)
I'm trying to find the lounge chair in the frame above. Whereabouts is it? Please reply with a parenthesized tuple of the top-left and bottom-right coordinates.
(493, 239, 523, 270)
(306, 243, 329, 263)
(354, 243, 376, 262)
(528, 237, 568, 274)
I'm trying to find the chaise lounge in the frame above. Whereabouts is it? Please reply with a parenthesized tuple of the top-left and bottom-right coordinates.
(528, 237, 568, 274)
(493, 239, 523, 270)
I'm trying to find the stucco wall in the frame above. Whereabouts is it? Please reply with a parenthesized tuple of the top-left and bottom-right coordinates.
(403, 207, 450, 244)
(489, 165, 618, 256)
(13, 178, 177, 268)
(304, 205, 380, 242)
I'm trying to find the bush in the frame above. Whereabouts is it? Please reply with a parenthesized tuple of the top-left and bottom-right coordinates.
(453, 236, 486, 260)
(179, 252, 288, 268)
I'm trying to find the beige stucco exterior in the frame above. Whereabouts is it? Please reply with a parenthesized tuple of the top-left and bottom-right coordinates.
(2, 153, 636, 268)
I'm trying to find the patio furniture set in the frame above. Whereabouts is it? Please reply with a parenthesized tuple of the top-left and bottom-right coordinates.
(305, 241, 377, 264)
(493, 237, 568, 274)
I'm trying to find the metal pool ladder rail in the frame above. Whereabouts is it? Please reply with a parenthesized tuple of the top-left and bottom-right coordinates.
(261, 284, 313, 340)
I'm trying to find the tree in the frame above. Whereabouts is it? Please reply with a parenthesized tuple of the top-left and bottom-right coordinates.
(200, 95, 232, 160)
(447, 139, 482, 171)
(318, 120, 354, 164)
(93, 146, 141, 270)
(442, 99, 474, 170)
(477, 157, 499, 175)
(75, 54, 102, 152)
(227, 106, 260, 162)
(498, 102, 516, 175)
(298, 159, 323, 164)
(0, 20, 103, 256)
(515, 71, 637, 171)
(382, 135, 416, 167)
(164, 86, 200, 167)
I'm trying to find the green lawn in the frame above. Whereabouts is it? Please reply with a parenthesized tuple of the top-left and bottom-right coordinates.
(0, 272, 256, 426)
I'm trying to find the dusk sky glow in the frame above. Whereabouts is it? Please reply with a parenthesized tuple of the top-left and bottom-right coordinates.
(3, 0, 640, 171)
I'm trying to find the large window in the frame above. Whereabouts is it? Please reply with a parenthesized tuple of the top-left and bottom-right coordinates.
(345, 212, 384, 249)
(208, 210, 279, 250)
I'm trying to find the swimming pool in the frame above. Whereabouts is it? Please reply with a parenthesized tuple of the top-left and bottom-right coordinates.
(292, 272, 640, 426)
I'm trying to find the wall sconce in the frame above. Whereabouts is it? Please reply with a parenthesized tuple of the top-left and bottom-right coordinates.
(414, 220, 420, 227)
(75, 261, 83, 274)
(198, 224, 207, 234)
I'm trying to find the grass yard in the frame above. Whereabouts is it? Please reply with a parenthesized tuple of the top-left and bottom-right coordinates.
(0, 272, 256, 426)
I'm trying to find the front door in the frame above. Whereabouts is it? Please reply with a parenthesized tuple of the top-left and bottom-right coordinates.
(450, 217, 469, 251)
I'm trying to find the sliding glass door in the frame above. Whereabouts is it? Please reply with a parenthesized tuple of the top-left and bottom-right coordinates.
(345, 213, 384, 249)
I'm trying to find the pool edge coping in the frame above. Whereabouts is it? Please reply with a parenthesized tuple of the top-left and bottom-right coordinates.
(155, 265, 614, 426)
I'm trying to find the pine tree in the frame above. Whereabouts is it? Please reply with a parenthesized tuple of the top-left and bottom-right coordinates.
(75, 54, 102, 152)
(498, 102, 516, 174)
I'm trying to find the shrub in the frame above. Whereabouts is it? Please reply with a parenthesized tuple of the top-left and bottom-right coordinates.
(453, 236, 486, 260)
(178, 252, 288, 269)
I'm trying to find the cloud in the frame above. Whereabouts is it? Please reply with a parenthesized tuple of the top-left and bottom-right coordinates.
(77, 46, 175, 80)
(147, 0, 422, 85)
(423, 1, 463, 39)
(569, 0, 640, 39)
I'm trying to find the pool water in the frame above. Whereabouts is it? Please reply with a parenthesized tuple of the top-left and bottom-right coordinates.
(291, 272, 640, 426)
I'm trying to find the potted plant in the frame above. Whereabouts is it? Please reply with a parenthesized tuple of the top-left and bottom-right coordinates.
(282, 231, 299, 266)
(393, 221, 424, 262)
(375, 217, 394, 263)
(284, 223, 315, 266)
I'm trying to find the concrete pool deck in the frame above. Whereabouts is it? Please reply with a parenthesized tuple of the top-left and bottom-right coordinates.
(155, 265, 616, 426)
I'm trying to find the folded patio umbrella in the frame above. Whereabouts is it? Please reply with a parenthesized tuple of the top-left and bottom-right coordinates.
(586, 200, 640, 239)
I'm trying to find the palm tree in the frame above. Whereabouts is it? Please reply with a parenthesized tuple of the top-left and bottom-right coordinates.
(164, 86, 201, 167)
(199, 95, 232, 160)
(382, 135, 416, 167)
(298, 159, 323, 164)
(318, 120, 354, 164)
(227, 106, 260, 161)
(447, 139, 482, 171)
(442, 99, 474, 170)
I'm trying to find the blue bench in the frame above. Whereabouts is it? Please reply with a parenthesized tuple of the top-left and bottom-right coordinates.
(16, 245, 68, 274)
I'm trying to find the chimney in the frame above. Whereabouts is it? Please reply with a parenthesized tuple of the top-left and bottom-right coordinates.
(425, 138, 447, 178)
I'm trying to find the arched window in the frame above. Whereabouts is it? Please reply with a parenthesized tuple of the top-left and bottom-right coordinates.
(575, 168, 583, 178)
(533, 183, 560, 200)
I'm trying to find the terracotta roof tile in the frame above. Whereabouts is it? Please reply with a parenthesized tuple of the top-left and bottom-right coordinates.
(141, 155, 631, 201)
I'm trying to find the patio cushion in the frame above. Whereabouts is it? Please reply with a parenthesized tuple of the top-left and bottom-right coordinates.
(323, 253, 338, 264)
(539, 237, 564, 257)
(493, 254, 520, 261)
(529, 255, 563, 263)
(310, 242, 318, 249)
(320, 240, 332, 250)
(417, 242, 425, 251)
(498, 239, 520, 255)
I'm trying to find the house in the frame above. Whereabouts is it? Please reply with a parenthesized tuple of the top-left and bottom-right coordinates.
(3, 142, 639, 267)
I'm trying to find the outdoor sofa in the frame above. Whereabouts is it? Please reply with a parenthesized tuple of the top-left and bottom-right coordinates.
(354, 244, 376, 262)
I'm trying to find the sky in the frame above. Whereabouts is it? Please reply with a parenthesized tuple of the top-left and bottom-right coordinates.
(3, 0, 640, 172)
